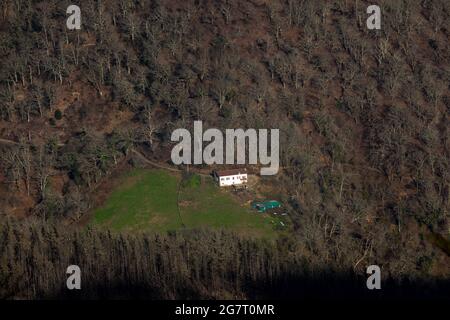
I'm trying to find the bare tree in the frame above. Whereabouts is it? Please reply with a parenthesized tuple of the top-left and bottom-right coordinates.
(17, 140, 32, 196)
(35, 145, 53, 201)
(139, 104, 161, 150)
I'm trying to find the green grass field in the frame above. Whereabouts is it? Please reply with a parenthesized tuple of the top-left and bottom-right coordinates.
(91, 169, 282, 238)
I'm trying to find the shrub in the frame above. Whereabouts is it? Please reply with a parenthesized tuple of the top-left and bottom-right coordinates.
(54, 109, 63, 120)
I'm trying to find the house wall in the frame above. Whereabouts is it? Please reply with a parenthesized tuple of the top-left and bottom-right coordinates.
(218, 174, 247, 187)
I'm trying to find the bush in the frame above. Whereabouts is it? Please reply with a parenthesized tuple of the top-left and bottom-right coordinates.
(54, 109, 63, 120)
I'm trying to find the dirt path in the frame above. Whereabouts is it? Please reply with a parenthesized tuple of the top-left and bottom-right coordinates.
(0, 138, 19, 145)
(0, 140, 210, 177)
(130, 148, 211, 177)
(130, 148, 182, 172)
(0, 138, 65, 147)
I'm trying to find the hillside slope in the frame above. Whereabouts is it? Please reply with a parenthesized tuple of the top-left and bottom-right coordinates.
(0, 0, 449, 297)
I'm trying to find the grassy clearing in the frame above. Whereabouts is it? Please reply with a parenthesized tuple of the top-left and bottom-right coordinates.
(91, 169, 281, 238)
(92, 169, 181, 232)
(179, 174, 280, 238)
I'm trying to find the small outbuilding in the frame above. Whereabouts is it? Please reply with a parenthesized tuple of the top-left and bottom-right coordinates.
(251, 200, 282, 213)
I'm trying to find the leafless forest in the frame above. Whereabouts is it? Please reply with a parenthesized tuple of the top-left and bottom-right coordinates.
(0, 0, 449, 299)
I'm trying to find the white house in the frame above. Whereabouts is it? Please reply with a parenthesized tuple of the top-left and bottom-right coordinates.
(213, 169, 248, 187)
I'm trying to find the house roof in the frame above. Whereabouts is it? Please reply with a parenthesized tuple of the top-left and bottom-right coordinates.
(214, 168, 247, 177)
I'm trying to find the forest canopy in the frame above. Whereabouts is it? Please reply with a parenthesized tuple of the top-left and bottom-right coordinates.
(0, 0, 449, 299)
